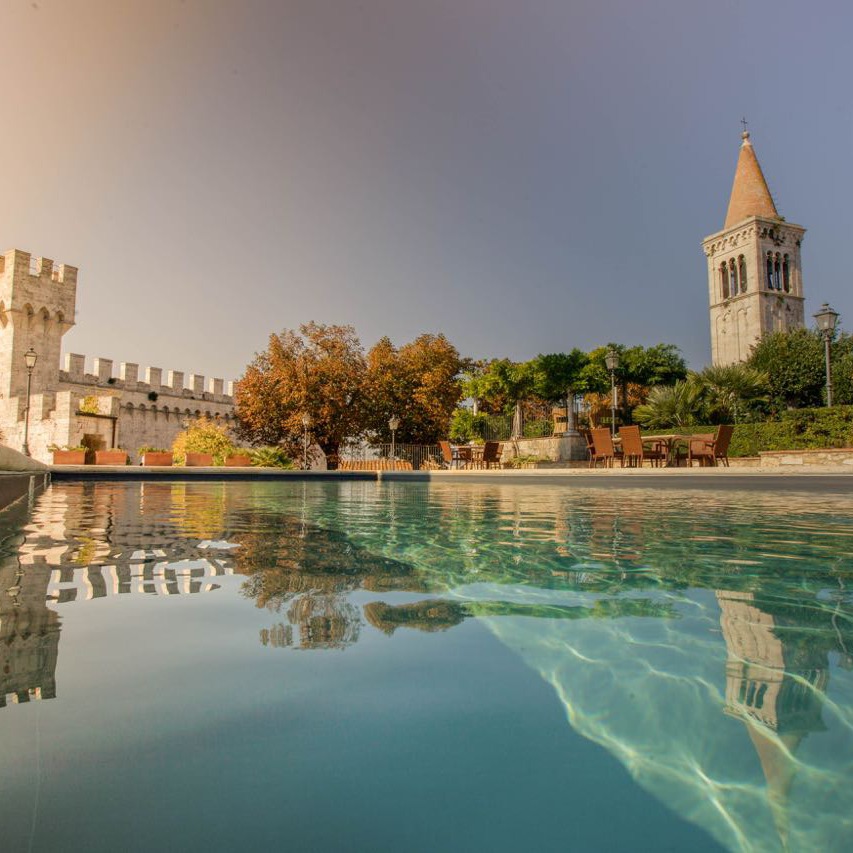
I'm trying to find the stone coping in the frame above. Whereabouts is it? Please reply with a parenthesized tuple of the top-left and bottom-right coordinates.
(47, 465, 853, 493)
(760, 448, 853, 456)
(0, 471, 51, 512)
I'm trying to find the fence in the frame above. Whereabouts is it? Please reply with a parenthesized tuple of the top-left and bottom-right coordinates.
(339, 443, 443, 471)
(462, 415, 552, 442)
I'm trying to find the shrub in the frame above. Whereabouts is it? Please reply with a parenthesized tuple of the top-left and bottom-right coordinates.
(248, 446, 294, 468)
(679, 406, 853, 456)
(449, 409, 492, 442)
(172, 417, 235, 465)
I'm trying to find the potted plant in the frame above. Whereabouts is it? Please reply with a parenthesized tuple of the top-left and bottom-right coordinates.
(185, 452, 214, 466)
(138, 446, 173, 466)
(50, 444, 87, 465)
(224, 448, 252, 467)
(94, 448, 129, 465)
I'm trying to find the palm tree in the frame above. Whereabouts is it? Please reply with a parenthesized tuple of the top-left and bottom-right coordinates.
(633, 381, 704, 430)
(689, 364, 769, 423)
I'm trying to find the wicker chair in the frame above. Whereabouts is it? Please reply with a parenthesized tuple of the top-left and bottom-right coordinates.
(590, 428, 622, 468)
(439, 441, 461, 469)
(477, 441, 502, 469)
(680, 425, 734, 467)
(618, 426, 666, 468)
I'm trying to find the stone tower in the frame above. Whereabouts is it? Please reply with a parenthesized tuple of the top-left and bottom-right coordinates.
(702, 132, 806, 365)
(0, 248, 77, 400)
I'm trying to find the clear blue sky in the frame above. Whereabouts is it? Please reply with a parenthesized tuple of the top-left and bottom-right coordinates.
(3, 0, 851, 381)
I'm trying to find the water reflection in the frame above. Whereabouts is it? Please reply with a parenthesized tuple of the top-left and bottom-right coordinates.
(3, 480, 853, 850)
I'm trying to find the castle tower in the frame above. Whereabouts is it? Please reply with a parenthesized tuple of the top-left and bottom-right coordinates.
(702, 132, 806, 365)
(0, 248, 77, 399)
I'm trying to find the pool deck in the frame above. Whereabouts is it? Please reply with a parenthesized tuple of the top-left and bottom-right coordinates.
(46, 464, 853, 492)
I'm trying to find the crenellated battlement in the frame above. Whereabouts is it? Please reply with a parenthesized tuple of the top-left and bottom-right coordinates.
(59, 353, 235, 403)
(2, 247, 78, 287)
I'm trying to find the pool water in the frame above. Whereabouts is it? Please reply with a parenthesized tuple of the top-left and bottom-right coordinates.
(1, 480, 852, 852)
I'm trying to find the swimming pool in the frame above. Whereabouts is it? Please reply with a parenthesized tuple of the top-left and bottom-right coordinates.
(1, 479, 851, 851)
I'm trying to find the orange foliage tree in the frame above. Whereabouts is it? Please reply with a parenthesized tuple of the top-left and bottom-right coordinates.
(363, 334, 462, 444)
(234, 323, 366, 467)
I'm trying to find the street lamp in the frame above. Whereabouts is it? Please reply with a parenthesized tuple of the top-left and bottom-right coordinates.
(301, 412, 311, 469)
(604, 348, 620, 438)
(814, 303, 839, 407)
(388, 415, 400, 470)
(22, 348, 37, 456)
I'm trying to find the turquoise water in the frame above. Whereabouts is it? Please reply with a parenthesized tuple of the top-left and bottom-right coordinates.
(1, 480, 852, 852)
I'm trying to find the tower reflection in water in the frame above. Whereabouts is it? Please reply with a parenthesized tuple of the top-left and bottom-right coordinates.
(1, 482, 236, 710)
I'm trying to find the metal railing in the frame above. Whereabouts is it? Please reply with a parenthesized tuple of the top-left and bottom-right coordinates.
(339, 443, 443, 471)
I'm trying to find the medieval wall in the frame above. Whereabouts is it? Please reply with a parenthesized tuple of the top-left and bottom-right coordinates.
(0, 247, 238, 464)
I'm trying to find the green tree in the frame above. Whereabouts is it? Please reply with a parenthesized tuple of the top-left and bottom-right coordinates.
(747, 328, 826, 411)
(531, 350, 589, 403)
(470, 359, 538, 436)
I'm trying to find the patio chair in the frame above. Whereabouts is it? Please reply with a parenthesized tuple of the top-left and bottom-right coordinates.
(618, 425, 666, 468)
(439, 441, 460, 469)
(580, 428, 595, 466)
(478, 441, 502, 469)
(590, 428, 622, 468)
(678, 425, 734, 467)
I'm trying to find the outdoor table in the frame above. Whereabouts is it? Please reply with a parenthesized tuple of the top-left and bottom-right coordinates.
(638, 433, 690, 466)
(453, 444, 484, 468)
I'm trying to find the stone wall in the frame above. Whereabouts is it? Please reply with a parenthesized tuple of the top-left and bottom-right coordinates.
(501, 434, 588, 464)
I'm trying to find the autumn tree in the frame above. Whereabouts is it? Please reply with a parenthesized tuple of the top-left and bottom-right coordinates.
(363, 334, 462, 444)
(234, 323, 366, 467)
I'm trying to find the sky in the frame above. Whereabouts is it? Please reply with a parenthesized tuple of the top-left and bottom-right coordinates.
(2, 0, 852, 382)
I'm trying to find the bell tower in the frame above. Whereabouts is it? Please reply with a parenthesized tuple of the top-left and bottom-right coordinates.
(702, 131, 806, 365)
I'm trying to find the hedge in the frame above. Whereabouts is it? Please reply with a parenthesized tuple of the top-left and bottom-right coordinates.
(685, 405, 853, 457)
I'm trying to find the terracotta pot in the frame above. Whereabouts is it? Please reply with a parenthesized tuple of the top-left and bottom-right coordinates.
(94, 450, 128, 466)
(224, 455, 251, 467)
(52, 449, 86, 465)
(185, 452, 214, 467)
(142, 452, 173, 466)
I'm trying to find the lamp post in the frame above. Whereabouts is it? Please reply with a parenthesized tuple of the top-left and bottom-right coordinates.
(301, 413, 311, 469)
(388, 415, 400, 471)
(22, 348, 37, 456)
(814, 303, 839, 407)
(604, 348, 620, 438)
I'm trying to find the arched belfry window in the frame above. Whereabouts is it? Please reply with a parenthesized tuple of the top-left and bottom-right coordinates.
(766, 253, 774, 289)
(721, 262, 729, 299)
(738, 255, 747, 293)
(774, 254, 782, 290)
(782, 255, 790, 292)
(728, 259, 737, 298)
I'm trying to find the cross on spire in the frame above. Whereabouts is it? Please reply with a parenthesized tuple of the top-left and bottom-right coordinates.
(740, 117, 749, 133)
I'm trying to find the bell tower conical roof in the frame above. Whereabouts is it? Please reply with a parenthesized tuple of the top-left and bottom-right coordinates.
(724, 131, 779, 229)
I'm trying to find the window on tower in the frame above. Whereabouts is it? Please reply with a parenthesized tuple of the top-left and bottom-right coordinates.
(729, 259, 737, 297)
(774, 254, 782, 290)
(766, 253, 774, 289)
(721, 262, 729, 299)
(782, 255, 790, 292)
(738, 255, 747, 293)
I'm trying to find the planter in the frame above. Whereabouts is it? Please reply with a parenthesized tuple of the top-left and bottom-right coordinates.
(185, 452, 214, 467)
(52, 449, 86, 465)
(142, 452, 173, 467)
(94, 450, 128, 466)
(224, 455, 252, 467)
